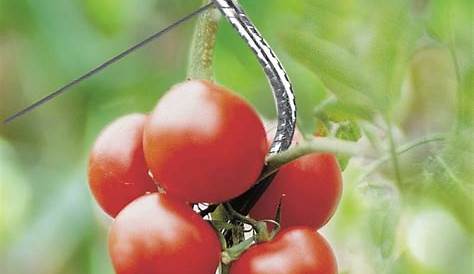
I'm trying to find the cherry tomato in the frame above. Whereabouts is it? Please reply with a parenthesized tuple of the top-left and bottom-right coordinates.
(143, 80, 267, 203)
(109, 193, 221, 274)
(250, 138, 342, 229)
(230, 227, 337, 274)
(88, 113, 157, 217)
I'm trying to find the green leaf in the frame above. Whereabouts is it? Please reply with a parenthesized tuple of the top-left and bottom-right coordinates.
(335, 121, 362, 169)
(281, 31, 376, 110)
(312, 96, 363, 169)
(364, 1, 420, 112)
(362, 182, 400, 261)
(314, 98, 374, 122)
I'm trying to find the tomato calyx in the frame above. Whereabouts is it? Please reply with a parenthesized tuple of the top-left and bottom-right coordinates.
(221, 236, 255, 265)
(218, 202, 282, 266)
(222, 203, 272, 243)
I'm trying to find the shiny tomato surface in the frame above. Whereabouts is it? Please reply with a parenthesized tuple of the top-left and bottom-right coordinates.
(109, 193, 221, 274)
(251, 151, 342, 229)
(144, 80, 267, 203)
(88, 113, 156, 217)
(230, 227, 337, 274)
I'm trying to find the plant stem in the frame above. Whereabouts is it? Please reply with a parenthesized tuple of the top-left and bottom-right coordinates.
(447, 5, 462, 85)
(220, 263, 231, 274)
(187, 1, 221, 80)
(230, 137, 365, 215)
(185, 7, 231, 273)
(265, 134, 444, 187)
(385, 118, 403, 187)
(357, 134, 445, 183)
(266, 137, 363, 170)
(223, 203, 259, 227)
(221, 236, 256, 265)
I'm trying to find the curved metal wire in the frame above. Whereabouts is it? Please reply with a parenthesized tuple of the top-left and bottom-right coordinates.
(211, 0, 297, 216)
(211, 0, 297, 155)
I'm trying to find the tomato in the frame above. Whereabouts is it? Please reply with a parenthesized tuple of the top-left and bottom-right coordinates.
(250, 134, 342, 229)
(109, 193, 221, 274)
(230, 227, 337, 274)
(143, 80, 267, 203)
(88, 113, 157, 217)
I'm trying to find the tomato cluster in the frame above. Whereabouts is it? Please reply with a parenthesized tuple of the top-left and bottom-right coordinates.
(87, 80, 342, 273)
(253, 123, 342, 230)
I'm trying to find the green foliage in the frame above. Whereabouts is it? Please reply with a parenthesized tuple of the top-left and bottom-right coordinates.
(0, 140, 31, 249)
(282, 31, 376, 111)
(0, 0, 472, 273)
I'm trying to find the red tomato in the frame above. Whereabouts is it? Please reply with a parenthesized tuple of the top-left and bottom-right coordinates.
(250, 143, 342, 229)
(109, 193, 221, 274)
(88, 113, 157, 217)
(143, 80, 267, 203)
(230, 227, 337, 274)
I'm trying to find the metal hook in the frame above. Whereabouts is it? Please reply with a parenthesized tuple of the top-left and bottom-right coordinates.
(212, 0, 297, 155)
(212, 0, 297, 214)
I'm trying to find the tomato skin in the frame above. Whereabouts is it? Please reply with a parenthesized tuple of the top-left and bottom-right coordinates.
(143, 80, 267, 203)
(109, 193, 221, 274)
(230, 227, 337, 274)
(250, 152, 342, 229)
(88, 113, 157, 217)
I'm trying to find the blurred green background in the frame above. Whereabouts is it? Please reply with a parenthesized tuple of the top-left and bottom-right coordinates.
(0, 0, 472, 273)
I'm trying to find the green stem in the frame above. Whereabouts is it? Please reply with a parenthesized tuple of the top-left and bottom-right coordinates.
(210, 205, 227, 241)
(246, 137, 365, 186)
(434, 155, 464, 187)
(385, 118, 403, 187)
(448, 5, 462, 85)
(223, 203, 271, 242)
(357, 134, 445, 183)
(187, 1, 221, 80)
(265, 134, 444, 188)
(313, 95, 337, 118)
(221, 236, 255, 264)
(266, 137, 364, 170)
(220, 263, 231, 274)
(223, 203, 259, 227)
(185, 8, 228, 272)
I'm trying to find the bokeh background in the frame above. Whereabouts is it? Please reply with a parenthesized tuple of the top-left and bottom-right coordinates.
(0, 0, 472, 273)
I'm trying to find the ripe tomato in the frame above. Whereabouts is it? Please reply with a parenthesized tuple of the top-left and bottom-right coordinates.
(109, 193, 221, 274)
(230, 227, 337, 274)
(143, 80, 267, 203)
(250, 138, 342, 229)
(88, 113, 157, 217)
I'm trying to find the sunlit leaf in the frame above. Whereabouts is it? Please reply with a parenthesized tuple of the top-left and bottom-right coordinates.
(281, 31, 377, 110)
